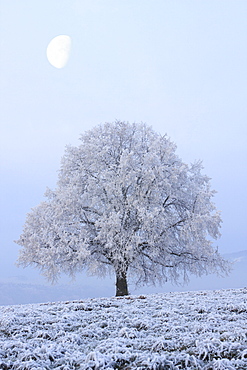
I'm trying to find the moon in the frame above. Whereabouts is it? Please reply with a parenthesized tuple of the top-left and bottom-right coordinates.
(46, 35, 71, 69)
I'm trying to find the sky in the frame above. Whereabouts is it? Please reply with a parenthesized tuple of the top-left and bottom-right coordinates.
(0, 1, 247, 299)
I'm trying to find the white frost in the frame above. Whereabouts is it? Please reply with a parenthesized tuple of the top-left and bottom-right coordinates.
(0, 288, 246, 369)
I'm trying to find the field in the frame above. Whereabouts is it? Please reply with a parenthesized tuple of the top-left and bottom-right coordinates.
(0, 288, 247, 369)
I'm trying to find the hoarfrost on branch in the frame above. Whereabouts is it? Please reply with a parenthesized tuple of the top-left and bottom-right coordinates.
(16, 121, 230, 295)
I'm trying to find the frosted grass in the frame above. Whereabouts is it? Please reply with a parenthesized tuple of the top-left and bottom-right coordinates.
(0, 288, 246, 369)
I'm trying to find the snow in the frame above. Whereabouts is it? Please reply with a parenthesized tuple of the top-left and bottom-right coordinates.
(0, 288, 246, 369)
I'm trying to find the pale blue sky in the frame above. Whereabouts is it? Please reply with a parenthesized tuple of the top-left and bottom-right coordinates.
(0, 1, 246, 288)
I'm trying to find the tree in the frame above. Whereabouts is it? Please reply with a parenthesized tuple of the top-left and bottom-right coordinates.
(16, 121, 230, 296)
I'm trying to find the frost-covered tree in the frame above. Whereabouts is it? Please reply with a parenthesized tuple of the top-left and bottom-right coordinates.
(16, 121, 229, 296)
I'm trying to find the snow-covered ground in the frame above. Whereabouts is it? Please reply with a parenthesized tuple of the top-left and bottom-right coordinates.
(0, 288, 246, 369)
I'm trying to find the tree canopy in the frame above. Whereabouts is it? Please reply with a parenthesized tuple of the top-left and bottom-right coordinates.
(16, 121, 230, 295)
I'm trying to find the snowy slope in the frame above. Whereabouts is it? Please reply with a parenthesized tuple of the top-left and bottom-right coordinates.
(0, 288, 247, 369)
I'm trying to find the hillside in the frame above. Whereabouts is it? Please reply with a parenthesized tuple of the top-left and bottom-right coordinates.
(0, 288, 247, 369)
(1, 250, 246, 306)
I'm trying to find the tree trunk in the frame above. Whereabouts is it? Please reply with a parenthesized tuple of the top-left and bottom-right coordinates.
(115, 270, 129, 296)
